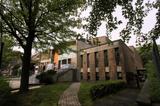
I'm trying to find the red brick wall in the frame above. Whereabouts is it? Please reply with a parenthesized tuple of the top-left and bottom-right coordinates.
(108, 48, 117, 80)
(89, 53, 96, 81)
(98, 51, 105, 80)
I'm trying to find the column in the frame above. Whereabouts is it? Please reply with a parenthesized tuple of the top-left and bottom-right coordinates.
(90, 52, 96, 81)
(108, 48, 117, 80)
(98, 51, 105, 80)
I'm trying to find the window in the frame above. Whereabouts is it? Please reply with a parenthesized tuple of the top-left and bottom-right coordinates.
(80, 72, 83, 80)
(104, 50, 109, 66)
(68, 58, 71, 64)
(96, 72, 99, 80)
(58, 60, 61, 69)
(115, 48, 120, 66)
(105, 72, 110, 80)
(95, 52, 98, 67)
(62, 59, 67, 64)
(87, 54, 90, 68)
(87, 72, 90, 80)
(80, 55, 83, 68)
(117, 72, 122, 79)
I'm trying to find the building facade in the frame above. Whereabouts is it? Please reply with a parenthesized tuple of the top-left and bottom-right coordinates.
(33, 36, 143, 81)
(77, 36, 143, 81)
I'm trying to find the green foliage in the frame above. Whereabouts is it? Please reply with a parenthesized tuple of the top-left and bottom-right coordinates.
(1, 36, 22, 69)
(138, 44, 160, 66)
(138, 44, 152, 66)
(0, 0, 85, 91)
(0, 0, 85, 50)
(84, 0, 159, 44)
(0, 77, 11, 106)
(90, 80, 126, 100)
(36, 70, 56, 84)
(78, 82, 95, 106)
(146, 61, 160, 102)
(5, 83, 70, 106)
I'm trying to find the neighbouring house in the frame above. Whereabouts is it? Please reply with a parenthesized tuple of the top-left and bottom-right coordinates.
(32, 36, 143, 82)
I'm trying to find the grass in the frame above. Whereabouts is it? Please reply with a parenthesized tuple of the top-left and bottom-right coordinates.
(5, 83, 70, 106)
(78, 80, 124, 106)
(78, 82, 94, 106)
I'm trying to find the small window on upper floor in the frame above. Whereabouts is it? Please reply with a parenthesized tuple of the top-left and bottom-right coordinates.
(68, 58, 71, 64)
(62, 59, 67, 64)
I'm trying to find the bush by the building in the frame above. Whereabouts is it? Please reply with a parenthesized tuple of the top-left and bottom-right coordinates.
(36, 70, 56, 84)
(0, 77, 11, 106)
(90, 80, 126, 100)
(146, 61, 160, 102)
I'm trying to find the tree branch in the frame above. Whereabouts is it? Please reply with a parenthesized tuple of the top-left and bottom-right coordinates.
(0, 13, 25, 48)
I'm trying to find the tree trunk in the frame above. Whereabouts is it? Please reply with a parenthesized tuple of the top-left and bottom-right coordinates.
(19, 44, 32, 93)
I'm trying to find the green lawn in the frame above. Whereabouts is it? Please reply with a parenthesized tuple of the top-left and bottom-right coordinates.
(78, 80, 125, 106)
(5, 83, 70, 106)
(78, 82, 94, 106)
(78, 81, 111, 106)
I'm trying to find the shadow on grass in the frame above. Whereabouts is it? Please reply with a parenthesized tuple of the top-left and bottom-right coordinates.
(4, 83, 70, 106)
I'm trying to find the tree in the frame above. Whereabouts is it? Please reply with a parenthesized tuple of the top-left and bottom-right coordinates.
(84, 0, 159, 44)
(0, 0, 85, 92)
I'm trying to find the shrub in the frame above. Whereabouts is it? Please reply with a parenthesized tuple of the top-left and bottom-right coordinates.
(90, 80, 126, 100)
(0, 77, 11, 106)
(36, 70, 56, 84)
(146, 61, 160, 102)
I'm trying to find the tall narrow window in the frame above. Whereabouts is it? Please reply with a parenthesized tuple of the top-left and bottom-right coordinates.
(96, 72, 99, 80)
(104, 50, 108, 66)
(115, 48, 120, 66)
(95, 52, 98, 67)
(87, 54, 89, 68)
(105, 72, 110, 80)
(62, 59, 67, 64)
(80, 55, 83, 68)
(68, 58, 71, 64)
(87, 72, 90, 80)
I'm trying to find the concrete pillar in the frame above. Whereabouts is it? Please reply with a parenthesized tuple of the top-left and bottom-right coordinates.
(108, 48, 117, 80)
(83, 53, 88, 80)
(98, 51, 105, 80)
(90, 52, 96, 81)
(119, 46, 127, 82)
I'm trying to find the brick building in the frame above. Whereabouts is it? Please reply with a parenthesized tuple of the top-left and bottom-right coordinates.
(33, 36, 143, 82)
(77, 36, 143, 81)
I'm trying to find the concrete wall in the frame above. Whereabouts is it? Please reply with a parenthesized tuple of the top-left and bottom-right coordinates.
(57, 69, 80, 82)
(120, 41, 137, 73)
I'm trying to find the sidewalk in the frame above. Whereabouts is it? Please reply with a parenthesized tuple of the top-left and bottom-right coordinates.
(58, 82, 81, 106)
(94, 88, 140, 106)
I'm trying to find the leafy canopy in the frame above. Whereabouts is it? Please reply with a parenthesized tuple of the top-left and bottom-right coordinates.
(0, 0, 85, 50)
(84, 0, 159, 44)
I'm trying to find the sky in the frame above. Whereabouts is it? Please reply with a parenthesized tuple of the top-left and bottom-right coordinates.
(75, 0, 159, 47)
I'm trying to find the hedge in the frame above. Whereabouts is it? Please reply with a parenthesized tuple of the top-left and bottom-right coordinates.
(90, 80, 126, 100)
(0, 77, 11, 106)
(36, 70, 56, 84)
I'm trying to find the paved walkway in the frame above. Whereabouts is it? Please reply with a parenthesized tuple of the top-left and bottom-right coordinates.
(58, 82, 81, 106)
(94, 88, 140, 106)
